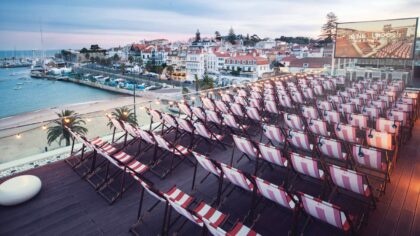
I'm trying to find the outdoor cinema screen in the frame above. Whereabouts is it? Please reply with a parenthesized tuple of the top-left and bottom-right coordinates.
(335, 18, 418, 59)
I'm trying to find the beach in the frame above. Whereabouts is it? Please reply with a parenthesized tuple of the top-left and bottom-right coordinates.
(0, 96, 167, 164)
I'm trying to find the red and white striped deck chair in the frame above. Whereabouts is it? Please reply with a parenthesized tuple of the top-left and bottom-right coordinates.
(323, 80, 335, 92)
(349, 97, 364, 109)
(284, 113, 305, 131)
(235, 96, 248, 106)
(120, 121, 150, 156)
(361, 106, 380, 123)
(317, 137, 348, 165)
(339, 103, 356, 115)
(258, 143, 288, 169)
(232, 134, 259, 166)
(290, 152, 325, 181)
(287, 130, 313, 153)
(298, 192, 355, 233)
(162, 113, 180, 136)
(346, 113, 368, 130)
(314, 85, 324, 96)
(221, 93, 234, 103)
(328, 95, 344, 105)
(152, 133, 192, 178)
(220, 163, 256, 201)
(147, 108, 164, 131)
(254, 176, 297, 210)
(301, 105, 319, 119)
(371, 100, 387, 113)
(230, 103, 246, 120)
(338, 91, 351, 100)
(279, 95, 295, 110)
(249, 98, 262, 111)
(202, 96, 216, 111)
(206, 110, 223, 128)
(291, 91, 304, 104)
(262, 124, 286, 146)
(352, 144, 390, 193)
(192, 106, 207, 122)
(358, 93, 372, 103)
(194, 121, 225, 151)
(193, 202, 228, 232)
(237, 89, 248, 98)
(107, 115, 127, 143)
(176, 117, 196, 148)
(264, 100, 279, 116)
(328, 165, 375, 208)
(317, 101, 334, 111)
(222, 113, 249, 135)
(246, 106, 265, 124)
(178, 102, 193, 119)
(387, 109, 409, 126)
(264, 93, 276, 101)
(215, 100, 230, 114)
(347, 87, 359, 97)
(366, 129, 393, 151)
(322, 110, 341, 125)
(379, 95, 393, 107)
(166, 197, 204, 232)
(307, 118, 330, 137)
(334, 123, 359, 144)
(277, 88, 288, 97)
(191, 152, 223, 199)
(250, 91, 262, 100)
(376, 118, 400, 137)
(302, 90, 314, 102)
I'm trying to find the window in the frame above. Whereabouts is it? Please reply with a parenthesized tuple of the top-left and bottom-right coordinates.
(303, 63, 309, 68)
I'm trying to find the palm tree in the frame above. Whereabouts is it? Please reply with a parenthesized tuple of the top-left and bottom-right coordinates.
(47, 110, 88, 146)
(107, 106, 137, 129)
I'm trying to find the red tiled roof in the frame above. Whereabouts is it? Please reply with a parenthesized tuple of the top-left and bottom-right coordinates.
(213, 51, 230, 57)
(289, 57, 331, 68)
(280, 56, 296, 62)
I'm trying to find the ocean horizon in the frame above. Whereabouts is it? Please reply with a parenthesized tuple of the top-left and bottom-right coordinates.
(0, 49, 62, 59)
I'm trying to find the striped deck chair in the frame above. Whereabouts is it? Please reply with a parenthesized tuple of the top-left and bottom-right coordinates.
(264, 93, 277, 102)
(346, 113, 368, 130)
(178, 102, 193, 119)
(301, 105, 319, 120)
(230, 103, 247, 121)
(287, 129, 313, 153)
(334, 123, 360, 144)
(314, 85, 324, 97)
(366, 129, 394, 151)
(279, 95, 295, 111)
(107, 115, 127, 143)
(291, 91, 304, 104)
(221, 93, 234, 103)
(376, 118, 400, 141)
(317, 100, 333, 111)
(152, 133, 192, 179)
(284, 113, 305, 131)
(235, 96, 248, 106)
(232, 134, 259, 168)
(307, 118, 330, 137)
(223, 113, 249, 136)
(146, 108, 164, 132)
(202, 96, 216, 111)
(165, 197, 203, 234)
(249, 98, 263, 111)
(361, 106, 381, 124)
(302, 88, 315, 101)
(206, 110, 224, 130)
(262, 123, 286, 147)
(328, 165, 376, 209)
(193, 202, 228, 231)
(289, 152, 326, 187)
(257, 143, 288, 168)
(162, 113, 180, 137)
(246, 106, 266, 125)
(250, 91, 263, 100)
(317, 136, 348, 166)
(192, 106, 207, 122)
(322, 110, 341, 126)
(176, 117, 196, 148)
(298, 192, 358, 233)
(264, 100, 280, 120)
(351, 144, 390, 191)
(339, 103, 356, 115)
(215, 100, 231, 114)
(194, 121, 225, 152)
(237, 89, 248, 98)
(387, 109, 412, 142)
(219, 163, 258, 220)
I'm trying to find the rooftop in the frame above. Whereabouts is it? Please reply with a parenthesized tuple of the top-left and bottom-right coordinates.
(0, 76, 419, 236)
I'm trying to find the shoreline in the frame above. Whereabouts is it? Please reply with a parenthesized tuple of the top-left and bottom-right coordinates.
(0, 96, 150, 130)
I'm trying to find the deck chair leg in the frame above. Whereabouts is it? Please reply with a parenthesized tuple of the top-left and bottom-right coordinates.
(137, 188, 145, 220)
(112, 127, 116, 143)
(162, 203, 170, 236)
(230, 147, 235, 166)
(191, 164, 198, 190)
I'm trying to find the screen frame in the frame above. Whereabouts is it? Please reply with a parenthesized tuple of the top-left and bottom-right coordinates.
(334, 17, 418, 60)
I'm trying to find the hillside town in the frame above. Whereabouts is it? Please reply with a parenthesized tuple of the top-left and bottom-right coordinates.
(58, 28, 335, 85)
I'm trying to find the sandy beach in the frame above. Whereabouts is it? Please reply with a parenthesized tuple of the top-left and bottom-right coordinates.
(0, 95, 170, 164)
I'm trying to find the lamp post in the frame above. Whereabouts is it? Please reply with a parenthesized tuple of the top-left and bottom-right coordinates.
(133, 79, 137, 121)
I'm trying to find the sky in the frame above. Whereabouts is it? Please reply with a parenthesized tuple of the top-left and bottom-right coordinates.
(0, 0, 419, 50)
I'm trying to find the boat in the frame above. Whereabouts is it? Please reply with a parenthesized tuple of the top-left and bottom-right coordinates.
(13, 86, 22, 90)
(16, 82, 23, 85)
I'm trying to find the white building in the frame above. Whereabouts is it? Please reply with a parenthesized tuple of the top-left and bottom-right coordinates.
(186, 49, 205, 81)
(223, 54, 271, 78)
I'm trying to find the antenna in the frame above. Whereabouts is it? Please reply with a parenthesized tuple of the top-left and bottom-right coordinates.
(39, 18, 45, 60)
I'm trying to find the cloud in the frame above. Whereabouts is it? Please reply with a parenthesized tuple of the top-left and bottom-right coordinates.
(0, 0, 418, 49)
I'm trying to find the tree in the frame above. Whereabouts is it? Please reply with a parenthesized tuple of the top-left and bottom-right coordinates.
(167, 65, 174, 76)
(228, 27, 236, 44)
(200, 74, 214, 90)
(107, 107, 137, 129)
(128, 55, 134, 63)
(321, 12, 338, 43)
(195, 29, 201, 42)
(120, 63, 126, 75)
(194, 74, 199, 92)
(112, 53, 120, 63)
(47, 110, 87, 146)
(215, 31, 221, 40)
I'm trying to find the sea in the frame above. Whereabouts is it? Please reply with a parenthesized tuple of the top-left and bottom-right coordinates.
(0, 49, 60, 59)
(0, 67, 123, 118)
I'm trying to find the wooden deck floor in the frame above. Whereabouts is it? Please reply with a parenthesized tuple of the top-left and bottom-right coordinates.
(1, 122, 420, 236)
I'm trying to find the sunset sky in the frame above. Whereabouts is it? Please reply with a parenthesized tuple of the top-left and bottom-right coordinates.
(0, 0, 419, 50)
